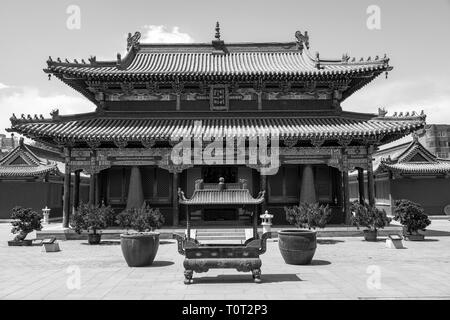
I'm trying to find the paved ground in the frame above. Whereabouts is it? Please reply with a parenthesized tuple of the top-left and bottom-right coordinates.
(0, 220, 449, 300)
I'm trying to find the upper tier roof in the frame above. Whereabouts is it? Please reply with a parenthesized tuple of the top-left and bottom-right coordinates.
(45, 29, 392, 82)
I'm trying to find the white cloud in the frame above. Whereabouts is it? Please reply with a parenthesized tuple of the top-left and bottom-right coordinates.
(0, 83, 10, 90)
(0, 87, 95, 135)
(141, 25, 194, 44)
(342, 76, 450, 125)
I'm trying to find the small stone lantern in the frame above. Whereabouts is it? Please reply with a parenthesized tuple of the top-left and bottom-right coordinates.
(42, 206, 51, 225)
(260, 210, 273, 234)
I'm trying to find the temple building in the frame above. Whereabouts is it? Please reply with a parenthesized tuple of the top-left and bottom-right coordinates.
(7, 25, 427, 227)
(350, 134, 450, 216)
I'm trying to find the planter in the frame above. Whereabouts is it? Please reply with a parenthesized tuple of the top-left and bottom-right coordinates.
(278, 230, 316, 265)
(88, 233, 102, 245)
(8, 240, 32, 246)
(402, 227, 425, 241)
(120, 232, 160, 267)
(404, 233, 425, 241)
(363, 229, 378, 242)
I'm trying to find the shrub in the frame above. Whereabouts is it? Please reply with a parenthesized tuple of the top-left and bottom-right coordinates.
(393, 199, 431, 234)
(116, 204, 165, 232)
(350, 201, 391, 231)
(71, 203, 114, 234)
(284, 202, 332, 230)
(10, 206, 43, 241)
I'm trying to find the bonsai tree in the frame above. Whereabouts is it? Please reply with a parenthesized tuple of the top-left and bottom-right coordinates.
(116, 204, 165, 233)
(10, 206, 43, 242)
(71, 202, 113, 235)
(284, 202, 332, 230)
(393, 199, 431, 235)
(350, 200, 391, 231)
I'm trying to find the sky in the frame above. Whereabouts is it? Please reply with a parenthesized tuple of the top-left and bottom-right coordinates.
(0, 0, 449, 136)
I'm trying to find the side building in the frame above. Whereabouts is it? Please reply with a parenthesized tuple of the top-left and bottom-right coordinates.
(0, 138, 89, 219)
(350, 135, 450, 216)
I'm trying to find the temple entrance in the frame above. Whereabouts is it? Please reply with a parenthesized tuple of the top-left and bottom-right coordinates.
(202, 166, 237, 183)
(203, 208, 239, 221)
(201, 166, 239, 222)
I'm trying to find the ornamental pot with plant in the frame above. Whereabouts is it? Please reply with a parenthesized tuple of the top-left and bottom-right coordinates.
(393, 199, 431, 241)
(117, 204, 165, 267)
(279, 202, 332, 265)
(350, 201, 391, 241)
(8, 206, 43, 246)
(71, 203, 113, 245)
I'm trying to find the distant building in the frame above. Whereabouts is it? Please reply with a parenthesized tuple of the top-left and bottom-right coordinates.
(416, 124, 450, 159)
(0, 133, 20, 157)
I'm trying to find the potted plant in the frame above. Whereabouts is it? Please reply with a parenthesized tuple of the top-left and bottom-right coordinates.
(71, 202, 113, 244)
(393, 199, 431, 241)
(279, 202, 332, 265)
(8, 206, 43, 246)
(117, 204, 165, 267)
(350, 201, 391, 241)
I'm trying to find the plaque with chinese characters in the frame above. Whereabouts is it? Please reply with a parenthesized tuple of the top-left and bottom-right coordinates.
(210, 85, 228, 110)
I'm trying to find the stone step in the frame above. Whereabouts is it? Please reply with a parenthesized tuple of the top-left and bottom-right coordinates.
(196, 235, 246, 240)
(196, 228, 247, 240)
(196, 231, 246, 236)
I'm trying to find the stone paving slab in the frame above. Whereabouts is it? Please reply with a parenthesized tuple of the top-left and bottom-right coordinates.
(1, 222, 450, 300)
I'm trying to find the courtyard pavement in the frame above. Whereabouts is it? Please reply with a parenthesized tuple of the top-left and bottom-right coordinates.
(0, 220, 449, 300)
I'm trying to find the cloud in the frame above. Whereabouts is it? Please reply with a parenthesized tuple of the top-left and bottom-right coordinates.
(141, 25, 194, 44)
(0, 83, 10, 90)
(0, 87, 95, 135)
(342, 76, 450, 125)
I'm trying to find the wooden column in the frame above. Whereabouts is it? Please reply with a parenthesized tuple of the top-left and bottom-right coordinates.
(342, 170, 351, 225)
(89, 173, 95, 205)
(62, 148, 71, 228)
(367, 159, 376, 207)
(253, 205, 258, 239)
(357, 168, 365, 204)
(73, 170, 80, 213)
(186, 208, 191, 240)
(300, 164, 316, 204)
(95, 172, 100, 205)
(260, 173, 267, 214)
(172, 172, 180, 226)
(126, 166, 144, 209)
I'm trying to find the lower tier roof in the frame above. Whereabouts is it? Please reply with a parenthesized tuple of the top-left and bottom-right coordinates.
(9, 112, 425, 144)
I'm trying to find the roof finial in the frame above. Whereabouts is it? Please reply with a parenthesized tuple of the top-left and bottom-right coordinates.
(215, 21, 221, 40)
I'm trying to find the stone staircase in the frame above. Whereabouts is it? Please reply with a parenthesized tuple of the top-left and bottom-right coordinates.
(194, 228, 248, 242)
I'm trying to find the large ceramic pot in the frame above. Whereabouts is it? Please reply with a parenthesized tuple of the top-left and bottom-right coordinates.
(88, 233, 102, 245)
(120, 232, 160, 267)
(278, 230, 317, 265)
(363, 229, 377, 242)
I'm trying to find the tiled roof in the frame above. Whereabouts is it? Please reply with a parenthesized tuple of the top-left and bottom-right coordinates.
(378, 137, 450, 175)
(47, 49, 390, 80)
(10, 113, 425, 142)
(179, 189, 265, 205)
(381, 162, 450, 174)
(0, 165, 59, 177)
(0, 142, 60, 178)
